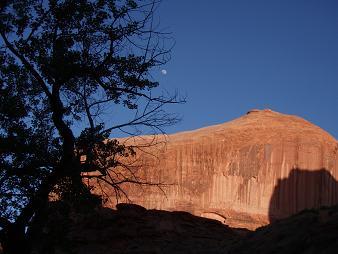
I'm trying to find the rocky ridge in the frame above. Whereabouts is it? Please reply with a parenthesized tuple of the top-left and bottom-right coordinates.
(28, 202, 338, 254)
(229, 204, 338, 254)
(30, 203, 238, 254)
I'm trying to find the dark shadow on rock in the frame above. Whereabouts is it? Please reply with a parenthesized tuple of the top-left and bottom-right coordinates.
(269, 168, 338, 223)
(229, 168, 338, 254)
(229, 203, 338, 254)
(30, 202, 240, 254)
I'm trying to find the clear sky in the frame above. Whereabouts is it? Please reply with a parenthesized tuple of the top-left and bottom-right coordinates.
(153, 0, 338, 138)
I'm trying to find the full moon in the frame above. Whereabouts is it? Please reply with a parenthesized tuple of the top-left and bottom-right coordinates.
(161, 69, 167, 75)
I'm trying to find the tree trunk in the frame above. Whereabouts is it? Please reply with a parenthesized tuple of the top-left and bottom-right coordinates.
(1, 223, 30, 254)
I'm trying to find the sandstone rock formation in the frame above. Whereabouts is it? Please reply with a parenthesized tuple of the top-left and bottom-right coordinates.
(87, 109, 338, 230)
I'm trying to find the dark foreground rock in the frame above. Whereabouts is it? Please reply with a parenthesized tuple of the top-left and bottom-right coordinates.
(31, 203, 239, 254)
(229, 204, 338, 254)
(28, 202, 338, 254)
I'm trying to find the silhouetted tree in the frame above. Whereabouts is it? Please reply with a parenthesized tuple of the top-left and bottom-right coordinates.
(0, 1, 183, 253)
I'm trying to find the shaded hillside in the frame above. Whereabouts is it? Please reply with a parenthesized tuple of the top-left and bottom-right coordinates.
(30, 203, 239, 254)
(24, 202, 338, 254)
(229, 205, 338, 254)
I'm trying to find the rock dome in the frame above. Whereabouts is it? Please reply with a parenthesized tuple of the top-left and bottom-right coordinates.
(87, 109, 338, 229)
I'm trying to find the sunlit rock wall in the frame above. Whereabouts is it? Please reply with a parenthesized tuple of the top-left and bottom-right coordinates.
(87, 109, 338, 229)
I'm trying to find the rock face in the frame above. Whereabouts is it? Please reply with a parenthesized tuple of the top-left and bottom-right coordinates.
(88, 109, 338, 230)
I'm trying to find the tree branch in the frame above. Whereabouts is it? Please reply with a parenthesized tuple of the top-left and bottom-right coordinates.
(0, 217, 10, 229)
(0, 31, 52, 99)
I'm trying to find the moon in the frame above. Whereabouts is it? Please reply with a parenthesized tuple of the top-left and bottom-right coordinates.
(161, 69, 167, 75)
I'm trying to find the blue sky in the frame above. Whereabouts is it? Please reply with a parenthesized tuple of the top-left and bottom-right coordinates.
(153, 0, 338, 138)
